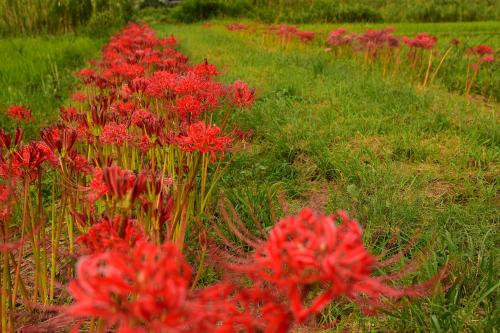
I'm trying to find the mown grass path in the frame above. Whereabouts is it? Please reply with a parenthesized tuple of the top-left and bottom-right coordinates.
(154, 22, 498, 332)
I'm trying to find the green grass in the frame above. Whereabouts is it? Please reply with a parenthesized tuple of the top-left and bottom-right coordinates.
(153, 22, 499, 332)
(0, 34, 105, 138)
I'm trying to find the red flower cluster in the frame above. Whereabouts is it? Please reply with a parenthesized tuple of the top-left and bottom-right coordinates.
(403, 32, 437, 49)
(471, 44, 494, 55)
(101, 122, 130, 145)
(6, 105, 32, 121)
(75, 216, 146, 255)
(267, 24, 316, 43)
(327, 27, 356, 47)
(67, 208, 440, 332)
(467, 44, 496, 63)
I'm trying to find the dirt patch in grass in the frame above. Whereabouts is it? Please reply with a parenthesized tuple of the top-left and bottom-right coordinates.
(425, 180, 455, 200)
(303, 181, 331, 212)
(348, 134, 391, 158)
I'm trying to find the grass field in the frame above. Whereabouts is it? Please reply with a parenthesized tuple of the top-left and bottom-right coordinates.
(0, 20, 498, 331)
(152, 22, 499, 332)
(0, 35, 105, 138)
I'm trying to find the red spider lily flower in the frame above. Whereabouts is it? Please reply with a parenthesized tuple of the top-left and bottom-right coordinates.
(330, 27, 347, 36)
(402, 36, 411, 47)
(161, 34, 177, 47)
(473, 44, 494, 55)
(0, 127, 23, 152)
(103, 62, 145, 82)
(12, 142, 48, 173)
(231, 80, 255, 108)
(144, 71, 177, 99)
(142, 51, 163, 67)
(76, 216, 147, 255)
(59, 106, 80, 123)
(88, 167, 109, 202)
(175, 72, 205, 96)
(101, 122, 130, 146)
(66, 151, 92, 174)
(36, 141, 59, 168)
(75, 121, 92, 142)
(177, 121, 231, 162)
(234, 208, 441, 321)
(327, 28, 351, 46)
(194, 282, 293, 333)
(188, 60, 219, 78)
(127, 77, 149, 95)
(355, 28, 400, 55)
(78, 67, 97, 84)
(405, 33, 437, 49)
(198, 81, 225, 111)
(296, 31, 315, 43)
(160, 56, 186, 72)
(131, 109, 155, 127)
(7, 105, 32, 121)
(273, 24, 298, 40)
(72, 91, 86, 102)
(41, 125, 78, 157)
(112, 100, 136, 116)
(136, 134, 152, 153)
(142, 117, 168, 143)
(67, 242, 192, 331)
(481, 55, 495, 63)
(87, 165, 148, 209)
(175, 95, 204, 118)
(101, 165, 145, 202)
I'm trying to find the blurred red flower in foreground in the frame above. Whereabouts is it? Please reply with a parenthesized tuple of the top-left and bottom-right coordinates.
(68, 208, 442, 332)
(237, 208, 438, 320)
(68, 242, 192, 331)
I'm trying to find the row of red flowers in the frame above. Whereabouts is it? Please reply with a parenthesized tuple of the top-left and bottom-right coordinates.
(226, 23, 496, 97)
